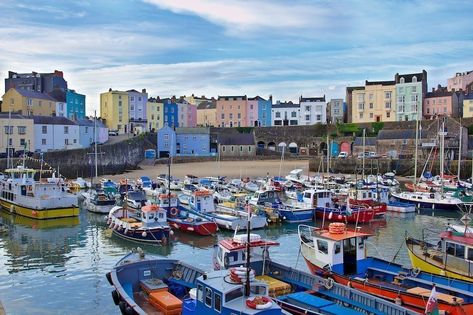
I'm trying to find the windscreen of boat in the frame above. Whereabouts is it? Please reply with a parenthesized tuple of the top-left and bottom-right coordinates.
(225, 287, 243, 303)
(128, 191, 146, 201)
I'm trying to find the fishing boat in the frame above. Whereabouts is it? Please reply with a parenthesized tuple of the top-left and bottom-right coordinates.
(82, 187, 116, 214)
(107, 204, 171, 244)
(101, 179, 118, 195)
(118, 179, 134, 196)
(406, 222, 473, 283)
(106, 249, 287, 315)
(390, 190, 463, 211)
(212, 234, 417, 315)
(190, 190, 267, 230)
(156, 193, 218, 236)
(386, 200, 415, 213)
(124, 190, 148, 210)
(0, 166, 79, 219)
(299, 223, 473, 315)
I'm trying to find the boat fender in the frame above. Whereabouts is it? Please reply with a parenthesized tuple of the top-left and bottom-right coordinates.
(106, 272, 113, 286)
(109, 222, 114, 229)
(118, 301, 133, 315)
(347, 280, 351, 288)
(141, 231, 147, 238)
(10, 205, 15, 213)
(124, 228, 129, 234)
(170, 207, 179, 216)
(162, 236, 167, 245)
(169, 230, 174, 236)
(395, 296, 402, 305)
(410, 267, 420, 277)
(111, 290, 120, 305)
(324, 277, 334, 290)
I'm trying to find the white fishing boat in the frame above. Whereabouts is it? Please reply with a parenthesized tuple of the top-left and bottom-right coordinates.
(0, 166, 79, 219)
(82, 188, 116, 214)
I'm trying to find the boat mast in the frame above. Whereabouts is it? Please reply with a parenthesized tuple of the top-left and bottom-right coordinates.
(362, 129, 366, 180)
(167, 155, 171, 205)
(458, 118, 462, 180)
(413, 115, 419, 191)
(326, 134, 330, 177)
(94, 110, 98, 182)
(6, 107, 11, 169)
(440, 118, 445, 197)
(245, 201, 251, 297)
(278, 144, 284, 178)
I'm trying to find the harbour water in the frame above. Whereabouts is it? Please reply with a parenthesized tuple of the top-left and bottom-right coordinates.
(0, 206, 461, 314)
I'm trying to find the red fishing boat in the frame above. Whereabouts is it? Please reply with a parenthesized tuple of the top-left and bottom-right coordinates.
(298, 223, 473, 315)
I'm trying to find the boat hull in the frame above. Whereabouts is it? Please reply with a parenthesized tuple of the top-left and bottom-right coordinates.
(278, 208, 314, 223)
(0, 199, 79, 219)
(406, 238, 473, 282)
(112, 227, 171, 244)
(315, 207, 375, 223)
(391, 194, 461, 211)
(167, 219, 217, 236)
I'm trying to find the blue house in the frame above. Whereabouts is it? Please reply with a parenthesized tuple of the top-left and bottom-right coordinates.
(175, 127, 210, 156)
(162, 98, 179, 128)
(258, 96, 273, 127)
(76, 118, 95, 148)
(157, 125, 176, 158)
(66, 89, 86, 119)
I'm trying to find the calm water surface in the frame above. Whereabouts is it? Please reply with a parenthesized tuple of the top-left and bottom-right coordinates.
(0, 207, 462, 314)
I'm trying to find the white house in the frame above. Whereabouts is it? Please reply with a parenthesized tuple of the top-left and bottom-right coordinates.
(76, 118, 109, 148)
(33, 116, 80, 152)
(299, 96, 326, 125)
(271, 101, 300, 126)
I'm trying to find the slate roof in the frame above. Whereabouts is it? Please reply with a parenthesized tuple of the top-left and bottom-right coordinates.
(13, 88, 57, 101)
(0, 112, 30, 120)
(248, 96, 267, 101)
(377, 129, 417, 140)
(346, 86, 365, 92)
(32, 116, 76, 125)
(426, 86, 452, 98)
(197, 101, 216, 110)
(217, 95, 247, 100)
(365, 80, 396, 86)
(353, 137, 377, 146)
(76, 118, 95, 127)
(176, 127, 210, 135)
(217, 133, 255, 145)
(395, 71, 427, 84)
(300, 96, 325, 102)
(272, 101, 300, 108)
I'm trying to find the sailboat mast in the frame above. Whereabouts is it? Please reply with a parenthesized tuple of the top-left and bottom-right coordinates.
(458, 118, 462, 179)
(245, 201, 251, 297)
(94, 110, 98, 181)
(362, 129, 366, 180)
(440, 118, 445, 197)
(326, 134, 329, 177)
(413, 116, 419, 190)
(6, 107, 11, 169)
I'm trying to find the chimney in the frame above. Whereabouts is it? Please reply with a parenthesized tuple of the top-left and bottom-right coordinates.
(432, 87, 435, 92)
(269, 95, 273, 102)
(142, 88, 146, 93)
(109, 88, 112, 92)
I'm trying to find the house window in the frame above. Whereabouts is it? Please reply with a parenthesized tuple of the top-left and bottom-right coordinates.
(42, 139, 46, 145)
(4, 126, 13, 134)
(118, 101, 122, 107)
(248, 146, 251, 152)
(130, 96, 134, 101)
(369, 103, 373, 109)
(369, 113, 373, 118)
(138, 97, 142, 101)
(229, 113, 233, 119)
(164, 134, 169, 140)
(359, 113, 364, 119)
(17, 126, 26, 134)
(291, 111, 297, 117)
(64, 126, 69, 134)
(222, 146, 226, 152)
(85, 127, 88, 133)
(385, 101, 391, 109)
(20, 138, 25, 146)
(8, 138, 12, 146)
(385, 92, 391, 99)
(250, 104, 253, 109)
(65, 139, 69, 145)
(130, 105, 134, 110)
(412, 86, 417, 93)
(305, 115, 310, 121)
(275, 112, 281, 118)
(231, 146, 234, 152)
(305, 106, 310, 111)
(386, 112, 391, 118)
(42, 126, 47, 134)
(358, 103, 364, 110)
(73, 139, 77, 144)
(316, 115, 321, 121)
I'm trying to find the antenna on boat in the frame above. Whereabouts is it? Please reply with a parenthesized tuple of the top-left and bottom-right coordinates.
(245, 200, 251, 297)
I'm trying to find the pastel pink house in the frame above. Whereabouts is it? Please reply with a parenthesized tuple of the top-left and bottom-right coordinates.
(424, 85, 463, 118)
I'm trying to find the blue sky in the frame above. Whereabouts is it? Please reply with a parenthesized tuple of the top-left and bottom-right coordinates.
(1, 0, 472, 114)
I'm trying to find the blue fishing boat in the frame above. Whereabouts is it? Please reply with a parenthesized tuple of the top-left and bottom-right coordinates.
(106, 250, 286, 315)
(107, 204, 171, 244)
(212, 234, 417, 315)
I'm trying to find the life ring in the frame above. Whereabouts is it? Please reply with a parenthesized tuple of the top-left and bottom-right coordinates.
(324, 277, 334, 290)
(246, 296, 272, 310)
(170, 207, 179, 217)
(410, 267, 420, 277)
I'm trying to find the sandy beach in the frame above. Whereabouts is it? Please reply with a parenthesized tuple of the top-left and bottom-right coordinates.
(99, 159, 312, 182)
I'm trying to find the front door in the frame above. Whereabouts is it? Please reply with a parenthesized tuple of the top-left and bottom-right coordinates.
(343, 237, 357, 275)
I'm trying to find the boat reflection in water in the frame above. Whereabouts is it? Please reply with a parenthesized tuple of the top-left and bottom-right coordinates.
(171, 230, 217, 249)
(0, 211, 80, 273)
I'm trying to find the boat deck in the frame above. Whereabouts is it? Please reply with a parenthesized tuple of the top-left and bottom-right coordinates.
(134, 291, 161, 315)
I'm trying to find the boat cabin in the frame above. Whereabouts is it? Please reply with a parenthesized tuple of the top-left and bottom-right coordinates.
(190, 270, 281, 315)
(349, 188, 389, 204)
(439, 230, 473, 273)
(189, 190, 215, 214)
(139, 176, 152, 188)
(214, 234, 279, 272)
(299, 224, 371, 276)
(301, 189, 334, 208)
(140, 205, 167, 226)
(156, 193, 178, 209)
(249, 189, 279, 206)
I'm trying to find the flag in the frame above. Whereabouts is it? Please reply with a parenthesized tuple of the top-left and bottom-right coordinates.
(425, 285, 439, 315)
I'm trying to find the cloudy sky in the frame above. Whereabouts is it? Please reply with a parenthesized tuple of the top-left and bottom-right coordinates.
(1, 0, 472, 115)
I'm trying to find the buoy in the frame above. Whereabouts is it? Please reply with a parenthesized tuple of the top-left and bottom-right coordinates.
(337, 214, 343, 220)
(170, 230, 174, 236)
(328, 212, 333, 219)
(142, 231, 147, 237)
(32, 210, 38, 217)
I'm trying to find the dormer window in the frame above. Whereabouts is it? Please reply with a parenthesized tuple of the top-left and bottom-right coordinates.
(412, 76, 417, 83)
(400, 77, 405, 84)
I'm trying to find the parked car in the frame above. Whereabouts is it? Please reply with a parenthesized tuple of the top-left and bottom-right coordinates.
(337, 151, 348, 158)
(108, 130, 119, 136)
(0, 153, 7, 159)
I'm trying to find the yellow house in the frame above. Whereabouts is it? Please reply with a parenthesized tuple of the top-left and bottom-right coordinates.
(197, 100, 217, 127)
(463, 97, 473, 118)
(100, 89, 129, 134)
(2, 88, 57, 116)
(351, 80, 396, 123)
(146, 99, 163, 132)
(0, 113, 34, 154)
